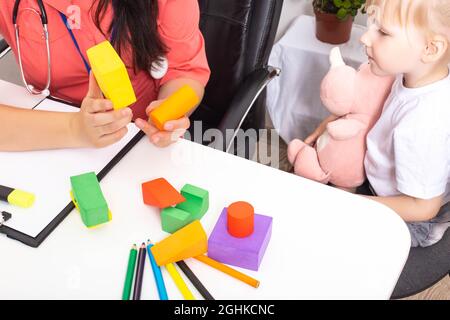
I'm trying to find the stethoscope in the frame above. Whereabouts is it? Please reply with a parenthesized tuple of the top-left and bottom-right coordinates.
(13, 0, 51, 96)
(12, 0, 168, 98)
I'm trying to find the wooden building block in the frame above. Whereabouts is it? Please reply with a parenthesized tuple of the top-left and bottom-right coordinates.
(161, 207, 192, 234)
(159, 184, 210, 234)
(141, 178, 185, 208)
(208, 207, 272, 271)
(70, 172, 112, 228)
(176, 184, 209, 220)
(86, 41, 136, 110)
(150, 220, 207, 266)
(227, 201, 255, 238)
(149, 85, 200, 131)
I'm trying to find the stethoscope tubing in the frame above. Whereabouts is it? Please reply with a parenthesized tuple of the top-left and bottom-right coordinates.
(12, 0, 168, 99)
(14, 0, 51, 96)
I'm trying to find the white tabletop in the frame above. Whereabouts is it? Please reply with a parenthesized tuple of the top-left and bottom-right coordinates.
(0, 137, 411, 300)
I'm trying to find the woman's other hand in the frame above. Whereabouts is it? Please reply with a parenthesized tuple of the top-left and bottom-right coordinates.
(134, 99, 190, 148)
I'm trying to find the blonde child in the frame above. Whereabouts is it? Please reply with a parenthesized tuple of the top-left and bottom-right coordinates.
(307, 0, 450, 246)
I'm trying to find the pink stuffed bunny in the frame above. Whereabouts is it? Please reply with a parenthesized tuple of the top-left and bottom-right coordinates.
(287, 47, 395, 188)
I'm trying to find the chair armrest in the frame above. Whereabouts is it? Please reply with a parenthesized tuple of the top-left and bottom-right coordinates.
(0, 39, 11, 59)
(217, 66, 280, 153)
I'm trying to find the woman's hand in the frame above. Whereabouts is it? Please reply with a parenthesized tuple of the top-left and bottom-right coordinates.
(135, 99, 190, 148)
(304, 115, 339, 147)
(71, 73, 133, 148)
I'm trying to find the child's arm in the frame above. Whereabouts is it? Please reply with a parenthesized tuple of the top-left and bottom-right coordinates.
(365, 194, 444, 222)
(305, 114, 339, 146)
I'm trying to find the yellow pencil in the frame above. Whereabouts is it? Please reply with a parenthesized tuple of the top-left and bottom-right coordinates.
(166, 263, 195, 300)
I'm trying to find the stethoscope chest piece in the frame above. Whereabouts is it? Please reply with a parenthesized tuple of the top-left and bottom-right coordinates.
(150, 56, 168, 80)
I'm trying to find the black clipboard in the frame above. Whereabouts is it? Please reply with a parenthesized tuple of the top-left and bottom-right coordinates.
(0, 96, 145, 248)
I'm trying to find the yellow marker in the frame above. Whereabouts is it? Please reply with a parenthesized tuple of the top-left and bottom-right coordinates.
(150, 85, 200, 131)
(86, 41, 136, 110)
(0, 185, 35, 208)
(165, 263, 195, 300)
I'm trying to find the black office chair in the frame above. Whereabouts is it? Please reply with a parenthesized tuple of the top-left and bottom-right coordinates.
(391, 229, 450, 299)
(357, 183, 450, 299)
(192, 0, 283, 156)
(0, 38, 10, 59)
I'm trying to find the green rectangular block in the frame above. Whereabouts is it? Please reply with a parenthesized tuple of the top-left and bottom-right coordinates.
(176, 184, 209, 220)
(161, 207, 193, 234)
(70, 172, 111, 228)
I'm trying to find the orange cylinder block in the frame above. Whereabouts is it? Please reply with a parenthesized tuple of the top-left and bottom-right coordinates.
(227, 201, 255, 238)
(150, 85, 200, 131)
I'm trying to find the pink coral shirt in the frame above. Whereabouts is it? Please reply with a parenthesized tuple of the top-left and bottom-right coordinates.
(0, 0, 210, 120)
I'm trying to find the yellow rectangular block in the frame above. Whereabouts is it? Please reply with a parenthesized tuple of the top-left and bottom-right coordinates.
(86, 41, 136, 110)
(150, 85, 200, 130)
(150, 220, 207, 266)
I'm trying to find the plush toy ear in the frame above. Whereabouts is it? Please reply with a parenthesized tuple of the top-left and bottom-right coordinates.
(320, 48, 356, 116)
(329, 47, 345, 68)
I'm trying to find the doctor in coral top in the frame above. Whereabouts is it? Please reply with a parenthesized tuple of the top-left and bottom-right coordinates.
(0, 0, 210, 151)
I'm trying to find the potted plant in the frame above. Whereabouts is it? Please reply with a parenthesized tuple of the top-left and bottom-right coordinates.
(313, 0, 367, 44)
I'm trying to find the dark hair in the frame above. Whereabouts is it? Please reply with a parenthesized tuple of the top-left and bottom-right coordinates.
(92, 0, 168, 73)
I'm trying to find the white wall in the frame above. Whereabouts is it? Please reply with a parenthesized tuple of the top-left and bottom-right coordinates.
(276, 0, 367, 41)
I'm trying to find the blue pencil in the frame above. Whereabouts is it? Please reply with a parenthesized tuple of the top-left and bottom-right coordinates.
(147, 239, 169, 300)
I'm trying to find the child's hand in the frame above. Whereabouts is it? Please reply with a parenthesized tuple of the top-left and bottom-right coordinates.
(305, 127, 325, 147)
(135, 99, 190, 148)
(305, 115, 339, 147)
(72, 73, 133, 148)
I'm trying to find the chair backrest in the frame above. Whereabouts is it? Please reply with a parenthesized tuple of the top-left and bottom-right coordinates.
(0, 39, 8, 54)
(193, 0, 283, 131)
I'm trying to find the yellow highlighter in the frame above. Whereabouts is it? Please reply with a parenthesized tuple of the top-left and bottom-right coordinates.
(86, 41, 137, 110)
(0, 184, 35, 208)
(150, 85, 200, 131)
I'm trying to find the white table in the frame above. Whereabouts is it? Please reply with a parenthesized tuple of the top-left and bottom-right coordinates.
(267, 15, 367, 143)
(0, 136, 411, 299)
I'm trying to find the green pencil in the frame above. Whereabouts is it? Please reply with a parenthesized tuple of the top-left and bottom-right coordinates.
(122, 244, 138, 300)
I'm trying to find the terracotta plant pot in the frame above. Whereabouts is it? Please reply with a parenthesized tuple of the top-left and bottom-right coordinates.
(314, 9, 354, 44)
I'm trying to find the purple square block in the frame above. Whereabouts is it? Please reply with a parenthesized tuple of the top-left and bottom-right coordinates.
(208, 208, 273, 271)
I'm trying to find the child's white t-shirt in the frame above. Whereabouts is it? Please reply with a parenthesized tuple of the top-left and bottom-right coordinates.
(365, 72, 450, 204)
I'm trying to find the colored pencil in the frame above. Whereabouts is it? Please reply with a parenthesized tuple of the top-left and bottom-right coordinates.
(132, 243, 147, 300)
(176, 261, 214, 300)
(122, 244, 138, 300)
(147, 240, 169, 300)
(166, 263, 195, 300)
(194, 255, 260, 288)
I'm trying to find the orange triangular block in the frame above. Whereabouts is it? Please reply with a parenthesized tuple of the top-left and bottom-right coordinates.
(142, 178, 185, 208)
(150, 220, 207, 266)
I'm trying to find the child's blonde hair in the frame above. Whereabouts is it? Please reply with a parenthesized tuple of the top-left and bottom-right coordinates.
(366, 0, 450, 40)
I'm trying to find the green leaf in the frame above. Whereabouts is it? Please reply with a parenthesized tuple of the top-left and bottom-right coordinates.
(315, 0, 366, 18)
(337, 8, 348, 19)
(333, 0, 344, 8)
